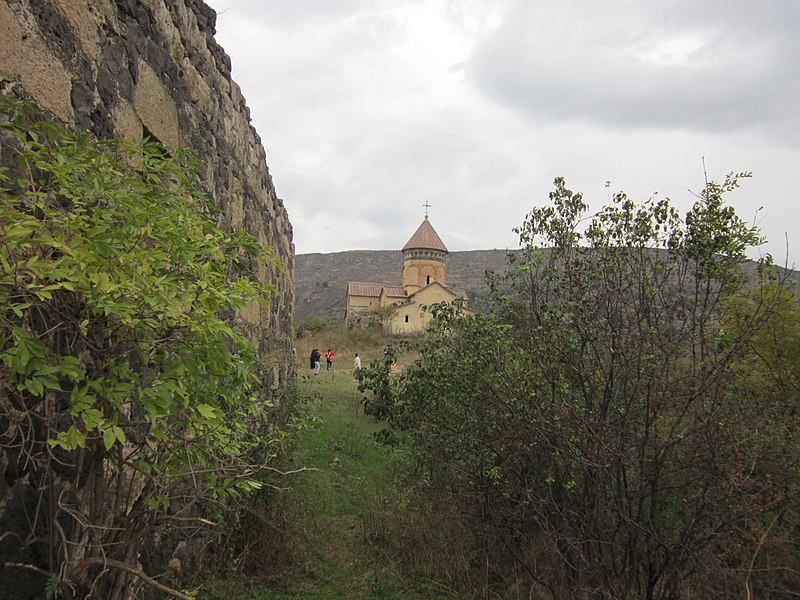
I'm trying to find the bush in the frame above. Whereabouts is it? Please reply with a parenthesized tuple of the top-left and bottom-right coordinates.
(362, 176, 800, 598)
(298, 314, 329, 336)
(0, 98, 283, 598)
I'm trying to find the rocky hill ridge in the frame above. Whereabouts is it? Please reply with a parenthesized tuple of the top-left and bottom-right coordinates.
(295, 249, 800, 325)
(295, 249, 512, 323)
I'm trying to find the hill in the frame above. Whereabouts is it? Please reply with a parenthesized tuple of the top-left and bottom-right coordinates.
(295, 249, 513, 323)
(295, 248, 800, 326)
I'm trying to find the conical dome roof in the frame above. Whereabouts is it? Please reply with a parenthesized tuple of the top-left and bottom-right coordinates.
(402, 216, 448, 253)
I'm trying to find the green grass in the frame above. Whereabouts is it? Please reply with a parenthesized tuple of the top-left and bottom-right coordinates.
(202, 359, 449, 600)
(295, 326, 387, 374)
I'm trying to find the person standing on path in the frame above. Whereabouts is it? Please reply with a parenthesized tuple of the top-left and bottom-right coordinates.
(325, 348, 335, 371)
(353, 353, 362, 380)
(310, 348, 321, 376)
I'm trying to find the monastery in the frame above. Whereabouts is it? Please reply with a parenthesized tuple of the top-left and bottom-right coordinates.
(345, 215, 468, 334)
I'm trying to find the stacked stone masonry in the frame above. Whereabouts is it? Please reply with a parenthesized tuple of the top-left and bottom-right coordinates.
(0, 0, 295, 386)
(0, 1, 295, 596)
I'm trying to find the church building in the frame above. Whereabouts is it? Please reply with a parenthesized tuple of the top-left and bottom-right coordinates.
(345, 215, 468, 334)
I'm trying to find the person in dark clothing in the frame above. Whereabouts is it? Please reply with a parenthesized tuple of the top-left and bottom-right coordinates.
(310, 348, 321, 375)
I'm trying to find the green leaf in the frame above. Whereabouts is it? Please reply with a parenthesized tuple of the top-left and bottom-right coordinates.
(102, 426, 116, 451)
(112, 425, 126, 445)
(49, 425, 86, 451)
(5, 223, 33, 240)
(22, 377, 44, 396)
(10, 303, 30, 317)
(45, 572, 60, 599)
(196, 403, 218, 419)
(17, 342, 31, 372)
(82, 408, 103, 430)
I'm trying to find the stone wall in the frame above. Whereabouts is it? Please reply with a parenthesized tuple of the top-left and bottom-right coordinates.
(0, 1, 295, 596)
(0, 0, 295, 381)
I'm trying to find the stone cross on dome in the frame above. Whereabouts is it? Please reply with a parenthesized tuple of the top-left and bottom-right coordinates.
(423, 200, 431, 217)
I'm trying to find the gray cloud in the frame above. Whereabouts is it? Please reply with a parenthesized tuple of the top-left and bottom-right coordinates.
(206, 0, 800, 266)
(467, 0, 800, 142)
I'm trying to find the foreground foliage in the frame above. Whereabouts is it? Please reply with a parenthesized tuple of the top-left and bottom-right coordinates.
(205, 370, 451, 600)
(362, 176, 800, 599)
(0, 99, 280, 598)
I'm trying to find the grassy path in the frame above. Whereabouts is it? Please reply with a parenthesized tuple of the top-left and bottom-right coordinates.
(206, 366, 448, 599)
(281, 370, 399, 599)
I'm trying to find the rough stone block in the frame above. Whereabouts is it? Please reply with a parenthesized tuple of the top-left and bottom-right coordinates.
(0, 1, 23, 80)
(133, 58, 182, 147)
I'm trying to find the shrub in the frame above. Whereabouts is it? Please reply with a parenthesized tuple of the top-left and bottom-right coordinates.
(298, 314, 329, 336)
(0, 98, 282, 598)
(362, 176, 800, 598)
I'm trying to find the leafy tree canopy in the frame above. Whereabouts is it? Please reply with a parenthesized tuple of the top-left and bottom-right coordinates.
(361, 175, 799, 599)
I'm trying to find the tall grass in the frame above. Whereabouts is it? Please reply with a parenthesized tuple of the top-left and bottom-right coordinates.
(205, 326, 490, 600)
(295, 324, 383, 366)
(294, 324, 422, 375)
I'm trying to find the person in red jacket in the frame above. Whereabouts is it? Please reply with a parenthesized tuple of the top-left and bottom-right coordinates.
(325, 348, 335, 371)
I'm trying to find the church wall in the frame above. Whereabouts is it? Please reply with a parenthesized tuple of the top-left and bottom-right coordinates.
(347, 294, 378, 316)
(386, 285, 459, 334)
(403, 264, 419, 288)
(387, 303, 424, 335)
(403, 257, 447, 289)
(414, 285, 458, 306)
(345, 294, 380, 327)
(380, 294, 399, 308)
(418, 266, 434, 287)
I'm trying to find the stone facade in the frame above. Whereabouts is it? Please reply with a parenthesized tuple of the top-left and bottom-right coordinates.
(0, 1, 294, 596)
(0, 0, 294, 381)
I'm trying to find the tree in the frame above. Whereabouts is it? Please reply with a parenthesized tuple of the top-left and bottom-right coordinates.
(376, 305, 398, 327)
(362, 176, 800, 598)
(0, 99, 283, 598)
(298, 314, 329, 335)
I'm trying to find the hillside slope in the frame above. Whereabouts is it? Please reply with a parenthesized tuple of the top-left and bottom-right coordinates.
(296, 249, 800, 325)
(295, 249, 513, 323)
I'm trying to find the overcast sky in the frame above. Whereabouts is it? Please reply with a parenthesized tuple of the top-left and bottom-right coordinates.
(204, 0, 799, 267)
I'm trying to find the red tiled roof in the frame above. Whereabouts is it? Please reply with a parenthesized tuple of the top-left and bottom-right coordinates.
(402, 216, 448, 253)
(347, 282, 384, 297)
(404, 282, 469, 301)
(382, 286, 407, 298)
